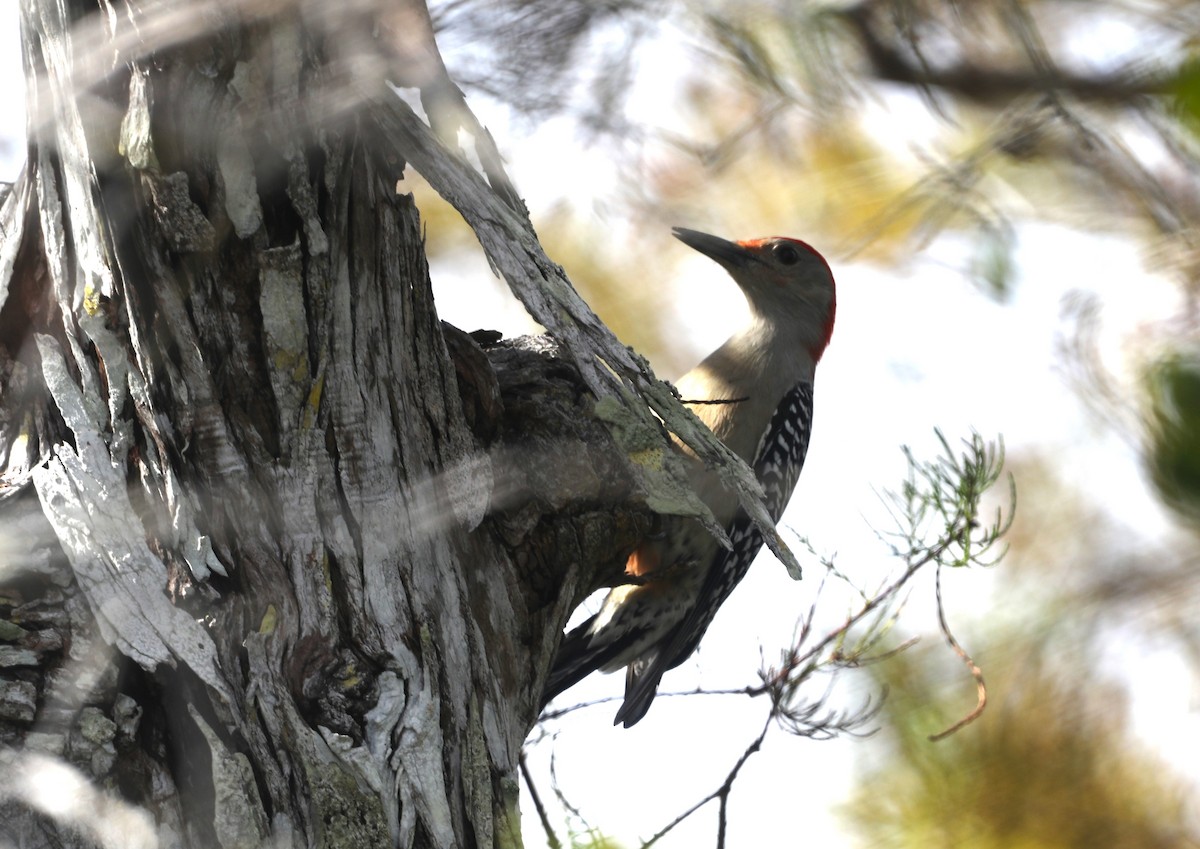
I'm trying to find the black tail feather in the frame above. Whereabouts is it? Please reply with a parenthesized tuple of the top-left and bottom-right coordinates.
(612, 653, 665, 727)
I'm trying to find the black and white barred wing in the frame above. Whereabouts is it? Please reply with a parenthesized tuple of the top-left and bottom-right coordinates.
(752, 380, 815, 525)
(615, 381, 815, 726)
(677, 380, 815, 639)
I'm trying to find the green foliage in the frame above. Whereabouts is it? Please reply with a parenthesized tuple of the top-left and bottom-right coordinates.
(1170, 56, 1200, 135)
(848, 644, 1199, 849)
(892, 431, 1012, 570)
(1146, 352, 1200, 523)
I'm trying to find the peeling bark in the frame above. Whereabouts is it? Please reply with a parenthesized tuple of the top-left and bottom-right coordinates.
(1, 3, 665, 848)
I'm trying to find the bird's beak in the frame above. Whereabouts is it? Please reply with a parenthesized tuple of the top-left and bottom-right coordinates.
(672, 227, 756, 269)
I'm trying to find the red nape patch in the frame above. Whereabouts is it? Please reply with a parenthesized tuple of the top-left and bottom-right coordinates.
(811, 297, 836, 362)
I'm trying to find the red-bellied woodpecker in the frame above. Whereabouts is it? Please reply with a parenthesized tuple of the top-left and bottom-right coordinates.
(541, 227, 836, 727)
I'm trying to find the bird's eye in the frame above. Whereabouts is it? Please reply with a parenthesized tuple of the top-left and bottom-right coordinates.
(774, 244, 800, 265)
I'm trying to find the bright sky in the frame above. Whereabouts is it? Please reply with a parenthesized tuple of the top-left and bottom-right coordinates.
(2, 6, 1197, 849)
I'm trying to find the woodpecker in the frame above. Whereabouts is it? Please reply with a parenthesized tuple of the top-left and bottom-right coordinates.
(542, 227, 836, 727)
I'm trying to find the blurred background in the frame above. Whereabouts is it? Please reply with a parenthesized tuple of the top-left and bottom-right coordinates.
(5, 2, 1200, 847)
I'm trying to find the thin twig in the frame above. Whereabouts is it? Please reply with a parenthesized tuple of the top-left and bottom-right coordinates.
(541, 684, 758, 722)
(520, 751, 562, 849)
(538, 694, 624, 721)
(548, 746, 594, 837)
(744, 536, 946, 698)
(927, 563, 988, 741)
(641, 714, 772, 849)
(681, 396, 749, 405)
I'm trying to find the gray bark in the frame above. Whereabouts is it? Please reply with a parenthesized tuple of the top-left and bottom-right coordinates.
(0, 2, 790, 848)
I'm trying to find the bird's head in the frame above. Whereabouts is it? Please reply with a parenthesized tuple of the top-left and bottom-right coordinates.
(673, 227, 836, 361)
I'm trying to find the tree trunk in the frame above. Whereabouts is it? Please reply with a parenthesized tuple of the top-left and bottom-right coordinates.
(0, 3, 661, 847)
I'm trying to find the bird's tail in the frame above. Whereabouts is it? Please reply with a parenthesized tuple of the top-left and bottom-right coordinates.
(612, 652, 666, 728)
(544, 626, 685, 727)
